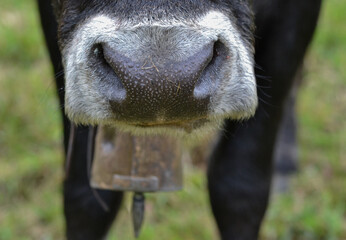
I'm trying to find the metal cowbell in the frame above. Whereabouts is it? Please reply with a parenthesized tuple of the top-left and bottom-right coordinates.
(90, 125, 183, 237)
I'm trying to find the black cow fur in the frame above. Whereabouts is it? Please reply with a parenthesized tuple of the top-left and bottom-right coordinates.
(37, 0, 322, 239)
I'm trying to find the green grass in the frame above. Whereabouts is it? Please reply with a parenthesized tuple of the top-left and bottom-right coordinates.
(0, 0, 345, 239)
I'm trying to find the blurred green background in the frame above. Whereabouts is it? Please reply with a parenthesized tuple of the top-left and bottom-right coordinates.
(0, 0, 345, 239)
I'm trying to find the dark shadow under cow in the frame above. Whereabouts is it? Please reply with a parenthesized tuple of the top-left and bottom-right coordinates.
(37, 0, 322, 239)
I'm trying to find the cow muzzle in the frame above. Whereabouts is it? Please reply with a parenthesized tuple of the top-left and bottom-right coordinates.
(88, 27, 224, 126)
(63, 12, 257, 135)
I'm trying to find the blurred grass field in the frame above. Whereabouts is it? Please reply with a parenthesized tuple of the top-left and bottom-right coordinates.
(0, 0, 345, 239)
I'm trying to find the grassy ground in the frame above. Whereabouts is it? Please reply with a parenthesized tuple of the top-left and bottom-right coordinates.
(0, 0, 345, 239)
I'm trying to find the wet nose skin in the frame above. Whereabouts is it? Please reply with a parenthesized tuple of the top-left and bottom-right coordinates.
(99, 42, 215, 124)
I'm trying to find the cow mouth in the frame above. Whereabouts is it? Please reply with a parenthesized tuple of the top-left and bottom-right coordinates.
(135, 119, 207, 127)
(119, 117, 210, 133)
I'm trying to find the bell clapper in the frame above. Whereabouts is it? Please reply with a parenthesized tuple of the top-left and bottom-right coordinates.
(132, 192, 145, 238)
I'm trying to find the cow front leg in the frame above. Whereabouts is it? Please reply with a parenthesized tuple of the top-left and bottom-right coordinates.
(64, 182, 123, 240)
(272, 68, 303, 192)
(63, 125, 123, 240)
(207, 108, 282, 240)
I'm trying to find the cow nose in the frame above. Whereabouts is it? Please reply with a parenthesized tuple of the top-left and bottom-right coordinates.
(92, 41, 217, 122)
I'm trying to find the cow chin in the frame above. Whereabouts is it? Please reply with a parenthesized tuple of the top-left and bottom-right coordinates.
(69, 115, 225, 143)
(63, 10, 258, 140)
(64, 102, 250, 142)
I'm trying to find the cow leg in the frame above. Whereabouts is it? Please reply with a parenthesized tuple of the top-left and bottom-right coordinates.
(207, 85, 302, 239)
(64, 183, 123, 240)
(272, 70, 301, 192)
(274, 86, 298, 175)
(208, 1, 321, 239)
(208, 107, 281, 240)
(37, 2, 123, 238)
(63, 125, 123, 240)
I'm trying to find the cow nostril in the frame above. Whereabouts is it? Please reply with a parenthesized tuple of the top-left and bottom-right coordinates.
(91, 43, 118, 73)
(194, 41, 227, 99)
(208, 41, 228, 71)
(91, 44, 105, 63)
(212, 41, 226, 63)
(89, 43, 126, 102)
(97, 43, 119, 72)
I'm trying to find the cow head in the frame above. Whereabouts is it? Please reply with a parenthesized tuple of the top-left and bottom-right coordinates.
(52, 0, 257, 138)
